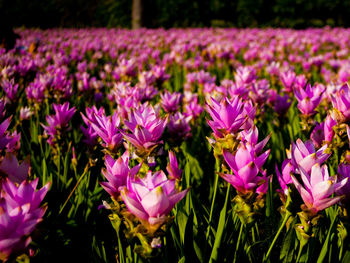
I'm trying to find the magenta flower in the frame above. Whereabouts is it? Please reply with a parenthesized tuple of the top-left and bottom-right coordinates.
(0, 178, 50, 261)
(166, 151, 182, 180)
(101, 151, 141, 198)
(0, 117, 13, 150)
(206, 97, 246, 138)
(121, 170, 188, 225)
(222, 142, 270, 194)
(160, 91, 182, 113)
(0, 153, 30, 184)
(167, 112, 192, 141)
(2, 79, 18, 101)
(280, 70, 296, 92)
(295, 84, 324, 116)
(336, 163, 350, 203)
(331, 83, 350, 122)
(291, 164, 347, 214)
(276, 159, 295, 195)
(234, 66, 256, 86)
(123, 104, 167, 156)
(290, 139, 330, 174)
(90, 111, 123, 152)
(274, 94, 292, 116)
(42, 102, 76, 145)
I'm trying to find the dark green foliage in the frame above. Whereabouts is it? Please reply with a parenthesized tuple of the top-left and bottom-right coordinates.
(2, 0, 350, 29)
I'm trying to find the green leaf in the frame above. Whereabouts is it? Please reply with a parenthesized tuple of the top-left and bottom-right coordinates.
(317, 215, 338, 263)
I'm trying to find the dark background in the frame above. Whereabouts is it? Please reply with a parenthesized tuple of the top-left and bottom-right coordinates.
(1, 0, 350, 29)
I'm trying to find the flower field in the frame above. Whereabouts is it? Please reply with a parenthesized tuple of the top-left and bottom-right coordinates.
(2, 27, 350, 262)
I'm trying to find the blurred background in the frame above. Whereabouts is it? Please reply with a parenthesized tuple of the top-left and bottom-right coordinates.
(1, 0, 350, 29)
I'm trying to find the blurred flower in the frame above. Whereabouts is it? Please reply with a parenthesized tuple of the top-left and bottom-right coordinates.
(274, 94, 292, 116)
(331, 83, 350, 122)
(295, 84, 324, 116)
(160, 91, 182, 113)
(276, 159, 295, 196)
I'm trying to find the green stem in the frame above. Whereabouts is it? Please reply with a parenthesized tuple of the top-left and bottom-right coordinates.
(265, 213, 291, 260)
(233, 223, 244, 263)
(59, 164, 89, 214)
(206, 158, 220, 241)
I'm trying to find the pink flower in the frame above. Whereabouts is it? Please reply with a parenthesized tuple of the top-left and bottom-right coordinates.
(331, 83, 350, 122)
(166, 151, 182, 180)
(0, 178, 50, 261)
(276, 159, 295, 196)
(291, 164, 347, 214)
(121, 170, 188, 225)
(0, 153, 30, 184)
(295, 84, 324, 116)
(160, 91, 182, 113)
(206, 97, 246, 138)
(222, 141, 270, 194)
(100, 151, 141, 198)
(290, 139, 330, 174)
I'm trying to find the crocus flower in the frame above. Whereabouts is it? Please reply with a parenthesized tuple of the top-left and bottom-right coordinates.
(167, 112, 192, 141)
(295, 84, 324, 116)
(280, 70, 296, 92)
(123, 104, 167, 156)
(276, 159, 295, 196)
(160, 91, 182, 113)
(331, 83, 350, 122)
(90, 111, 123, 152)
(101, 151, 141, 198)
(206, 97, 246, 138)
(291, 164, 347, 214)
(234, 66, 256, 86)
(166, 151, 182, 180)
(2, 79, 18, 101)
(274, 94, 292, 116)
(0, 153, 30, 184)
(336, 163, 350, 203)
(222, 142, 270, 194)
(42, 102, 76, 145)
(290, 139, 330, 174)
(0, 117, 13, 150)
(0, 178, 50, 261)
(121, 170, 188, 225)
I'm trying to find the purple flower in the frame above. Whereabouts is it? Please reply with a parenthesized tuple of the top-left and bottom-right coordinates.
(234, 66, 256, 86)
(0, 178, 50, 261)
(290, 139, 330, 174)
(274, 94, 292, 116)
(2, 79, 18, 101)
(206, 97, 246, 138)
(295, 84, 324, 116)
(166, 151, 182, 180)
(123, 104, 167, 156)
(167, 112, 192, 141)
(101, 151, 141, 198)
(90, 111, 123, 152)
(222, 141, 270, 194)
(160, 91, 182, 113)
(121, 170, 188, 225)
(276, 159, 295, 196)
(0, 153, 30, 184)
(291, 164, 347, 214)
(280, 70, 296, 92)
(336, 163, 350, 203)
(331, 83, 350, 122)
(42, 102, 76, 145)
(20, 107, 33, 121)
